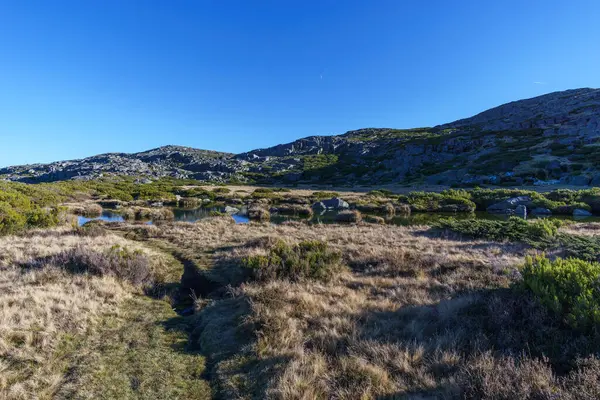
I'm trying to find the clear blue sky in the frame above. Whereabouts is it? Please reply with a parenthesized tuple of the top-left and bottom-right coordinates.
(1, 0, 599, 167)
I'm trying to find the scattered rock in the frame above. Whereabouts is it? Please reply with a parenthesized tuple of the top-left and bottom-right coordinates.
(224, 206, 240, 214)
(532, 207, 552, 215)
(590, 175, 600, 187)
(320, 198, 349, 210)
(573, 208, 593, 217)
(565, 175, 591, 186)
(514, 205, 527, 218)
(312, 201, 327, 211)
(487, 196, 532, 213)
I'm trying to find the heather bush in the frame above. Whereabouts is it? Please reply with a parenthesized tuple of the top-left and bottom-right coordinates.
(242, 239, 344, 282)
(49, 244, 153, 287)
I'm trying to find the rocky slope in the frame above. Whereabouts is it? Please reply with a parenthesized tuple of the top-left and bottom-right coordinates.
(0, 146, 242, 183)
(2, 88, 600, 186)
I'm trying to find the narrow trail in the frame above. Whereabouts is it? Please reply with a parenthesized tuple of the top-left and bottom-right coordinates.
(55, 231, 215, 400)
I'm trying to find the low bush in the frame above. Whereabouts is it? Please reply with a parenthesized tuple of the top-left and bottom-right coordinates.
(435, 217, 563, 243)
(69, 202, 103, 217)
(522, 255, 600, 331)
(554, 202, 592, 214)
(121, 207, 175, 221)
(0, 185, 61, 234)
(251, 188, 282, 200)
(248, 206, 271, 221)
(556, 234, 600, 262)
(242, 239, 344, 282)
(406, 191, 476, 212)
(46, 245, 153, 287)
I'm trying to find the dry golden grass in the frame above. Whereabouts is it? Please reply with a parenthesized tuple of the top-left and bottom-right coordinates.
(0, 230, 135, 398)
(0, 227, 200, 399)
(6, 214, 600, 399)
(561, 222, 600, 237)
(119, 217, 598, 399)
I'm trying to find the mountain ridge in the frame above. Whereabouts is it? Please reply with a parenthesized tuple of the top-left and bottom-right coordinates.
(2, 88, 600, 186)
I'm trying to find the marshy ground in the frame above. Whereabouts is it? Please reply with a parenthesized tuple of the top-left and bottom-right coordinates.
(2, 180, 600, 399)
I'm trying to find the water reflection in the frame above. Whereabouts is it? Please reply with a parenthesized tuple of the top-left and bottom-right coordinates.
(78, 208, 600, 227)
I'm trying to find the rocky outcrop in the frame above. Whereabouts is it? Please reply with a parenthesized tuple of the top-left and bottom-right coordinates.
(573, 209, 593, 217)
(487, 197, 532, 214)
(312, 198, 349, 211)
(2, 88, 599, 186)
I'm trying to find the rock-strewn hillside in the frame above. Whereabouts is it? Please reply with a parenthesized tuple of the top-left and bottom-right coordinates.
(0, 146, 243, 183)
(2, 88, 600, 186)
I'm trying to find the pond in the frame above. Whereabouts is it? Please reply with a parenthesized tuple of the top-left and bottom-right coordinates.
(78, 208, 250, 226)
(78, 208, 600, 227)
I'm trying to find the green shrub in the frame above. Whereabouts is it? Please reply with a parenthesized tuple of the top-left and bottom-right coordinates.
(522, 255, 600, 331)
(367, 189, 396, 198)
(576, 188, 600, 213)
(556, 234, 600, 262)
(554, 202, 592, 214)
(251, 188, 282, 200)
(301, 154, 339, 171)
(25, 207, 61, 228)
(435, 217, 562, 243)
(407, 191, 476, 212)
(0, 185, 63, 234)
(546, 189, 578, 203)
(242, 239, 344, 282)
(212, 187, 231, 194)
(0, 201, 28, 234)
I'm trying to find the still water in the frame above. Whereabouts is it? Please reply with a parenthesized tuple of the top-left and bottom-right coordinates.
(78, 208, 600, 227)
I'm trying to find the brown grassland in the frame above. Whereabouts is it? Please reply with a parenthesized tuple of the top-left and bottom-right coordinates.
(2, 205, 600, 398)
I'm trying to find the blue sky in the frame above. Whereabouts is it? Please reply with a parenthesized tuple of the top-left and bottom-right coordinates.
(1, 0, 599, 167)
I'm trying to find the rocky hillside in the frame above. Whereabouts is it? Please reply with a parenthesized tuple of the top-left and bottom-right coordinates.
(0, 146, 242, 183)
(2, 88, 600, 186)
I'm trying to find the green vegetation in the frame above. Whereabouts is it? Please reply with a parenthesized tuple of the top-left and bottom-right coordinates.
(0, 182, 61, 234)
(435, 216, 563, 243)
(312, 191, 340, 200)
(242, 239, 344, 282)
(301, 154, 339, 171)
(68, 297, 211, 399)
(436, 216, 600, 262)
(522, 255, 600, 331)
(402, 190, 476, 212)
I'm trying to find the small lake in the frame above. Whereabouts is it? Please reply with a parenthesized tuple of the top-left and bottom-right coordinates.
(78, 208, 600, 227)
(78, 208, 250, 226)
